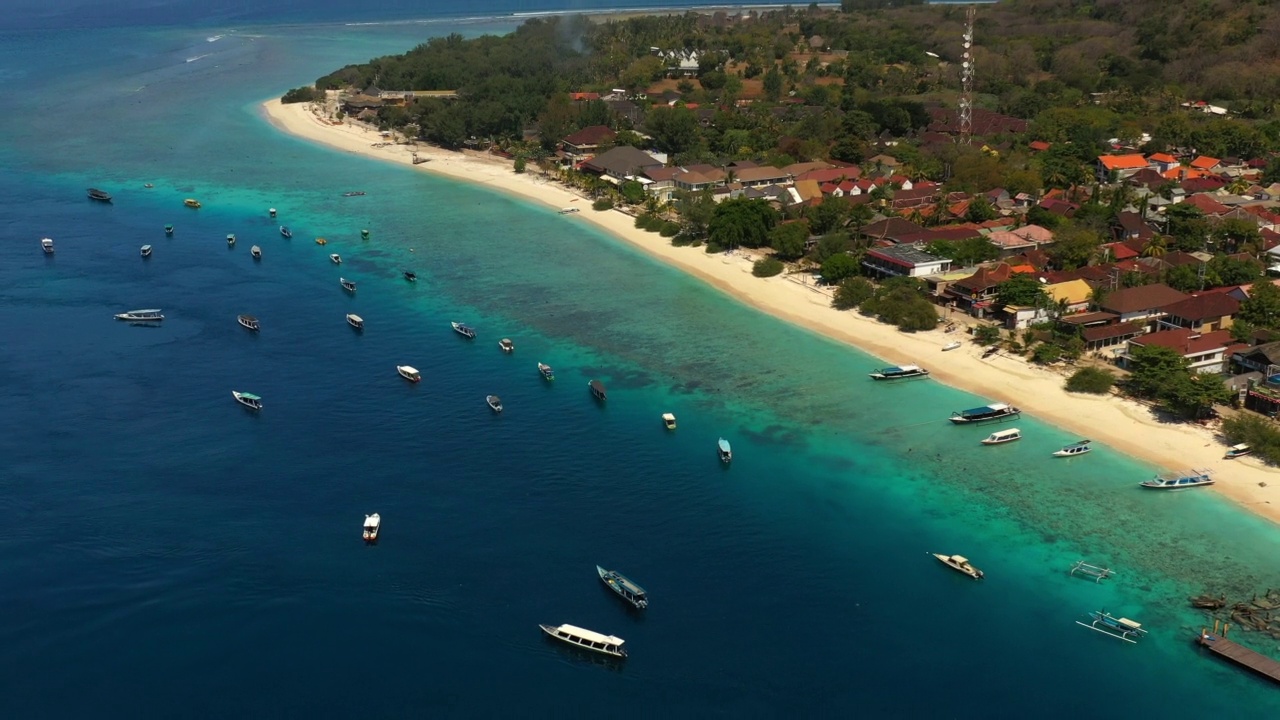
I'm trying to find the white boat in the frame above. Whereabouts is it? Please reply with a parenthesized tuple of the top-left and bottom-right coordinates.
(942, 341, 962, 351)
(1140, 469, 1213, 490)
(949, 402, 1020, 424)
(115, 308, 164, 322)
(981, 428, 1021, 445)
(340, 277, 356, 292)
(1075, 611, 1147, 643)
(1053, 440, 1092, 457)
(227, 234, 236, 247)
(41, 237, 54, 254)
(718, 437, 732, 463)
(397, 365, 421, 383)
(869, 364, 929, 380)
(498, 338, 515, 353)
(363, 513, 380, 543)
(330, 253, 342, 264)
(662, 412, 677, 430)
(237, 314, 259, 331)
(451, 321, 475, 339)
(558, 207, 580, 214)
(231, 390, 263, 410)
(250, 245, 262, 260)
(1225, 443, 1252, 459)
(931, 553, 983, 579)
(538, 362, 554, 381)
(538, 623, 626, 658)
(346, 313, 364, 330)
(486, 394, 503, 412)
(140, 244, 152, 258)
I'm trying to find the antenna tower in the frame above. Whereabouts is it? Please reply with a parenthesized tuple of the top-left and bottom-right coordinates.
(958, 5, 976, 145)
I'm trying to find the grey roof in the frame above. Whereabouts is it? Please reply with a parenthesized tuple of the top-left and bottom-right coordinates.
(581, 146, 663, 176)
(867, 243, 950, 267)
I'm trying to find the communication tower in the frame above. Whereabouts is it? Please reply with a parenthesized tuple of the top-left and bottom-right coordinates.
(958, 5, 976, 145)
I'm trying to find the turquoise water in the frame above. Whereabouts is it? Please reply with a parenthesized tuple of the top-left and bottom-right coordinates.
(1, 5, 1279, 715)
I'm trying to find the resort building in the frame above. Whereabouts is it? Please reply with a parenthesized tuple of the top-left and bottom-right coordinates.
(1157, 294, 1240, 334)
(562, 125, 617, 161)
(1095, 283, 1189, 330)
(579, 146, 663, 182)
(861, 244, 952, 279)
(1122, 328, 1241, 374)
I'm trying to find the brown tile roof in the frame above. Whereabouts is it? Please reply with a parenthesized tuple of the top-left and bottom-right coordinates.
(1162, 293, 1241, 321)
(1131, 328, 1233, 355)
(955, 263, 1014, 292)
(1181, 193, 1231, 215)
(1082, 321, 1144, 343)
(1097, 283, 1189, 314)
(563, 125, 616, 147)
(1062, 311, 1119, 325)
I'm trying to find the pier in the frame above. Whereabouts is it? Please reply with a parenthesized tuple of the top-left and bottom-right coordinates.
(1197, 623, 1280, 685)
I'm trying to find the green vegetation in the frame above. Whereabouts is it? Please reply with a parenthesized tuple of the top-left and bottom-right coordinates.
(1222, 414, 1280, 466)
(1239, 281, 1280, 330)
(1065, 367, 1116, 395)
(860, 277, 939, 332)
(973, 325, 1002, 346)
(1125, 345, 1234, 419)
(752, 257, 785, 277)
(280, 86, 319, 104)
(832, 277, 874, 310)
(592, 198, 614, 211)
(707, 199, 779, 250)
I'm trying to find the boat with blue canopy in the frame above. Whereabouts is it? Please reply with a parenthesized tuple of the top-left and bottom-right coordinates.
(869, 364, 930, 381)
(1140, 469, 1213, 490)
(949, 402, 1020, 424)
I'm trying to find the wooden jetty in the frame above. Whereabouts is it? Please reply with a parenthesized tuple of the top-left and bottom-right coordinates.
(1069, 560, 1113, 583)
(1197, 622, 1280, 685)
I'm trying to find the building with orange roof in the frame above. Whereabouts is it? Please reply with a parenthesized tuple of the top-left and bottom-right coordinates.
(1097, 154, 1150, 181)
(1189, 156, 1221, 171)
(1146, 153, 1178, 173)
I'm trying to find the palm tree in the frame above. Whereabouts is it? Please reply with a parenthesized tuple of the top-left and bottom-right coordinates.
(1141, 235, 1168, 258)
(1228, 177, 1251, 195)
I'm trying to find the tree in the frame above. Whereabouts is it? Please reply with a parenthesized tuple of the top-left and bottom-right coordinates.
(620, 180, 645, 205)
(965, 196, 997, 223)
(675, 190, 716, 240)
(995, 274, 1049, 307)
(752, 257, 785, 277)
(832, 277, 874, 310)
(807, 197, 851, 235)
(1037, 144, 1090, 190)
(1126, 344, 1189, 400)
(860, 277, 940, 332)
(811, 232, 852, 262)
(926, 237, 999, 266)
(646, 106, 701, 156)
(1264, 156, 1280, 186)
(1164, 203, 1209, 252)
(974, 325, 1002, 346)
(1048, 224, 1102, 270)
(513, 156, 527, 174)
(763, 67, 784, 101)
(281, 86, 319, 104)
(708, 198, 780, 249)
(1164, 264, 1202, 293)
(1161, 371, 1234, 420)
(819, 253, 859, 284)
(769, 221, 810, 261)
(1065, 367, 1115, 394)
(1240, 280, 1280, 329)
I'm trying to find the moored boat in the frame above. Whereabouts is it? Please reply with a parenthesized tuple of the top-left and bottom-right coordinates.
(226, 234, 236, 247)
(589, 379, 606, 400)
(329, 253, 341, 264)
(451, 321, 476, 339)
(279, 226, 292, 238)
(361, 229, 370, 240)
(931, 553, 983, 579)
(363, 513, 380, 543)
(114, 308, 164, 322)
(486, 394, 503, 412)
(869, 364, 929, 381)
(41, 237, 54, 254)
(1140, 469, 1213, 490)
(346, 313, 364, 330)
(1053, 440, 1092, 457)
(1075, 611, 1147, 643)
(87, 188, 113, 202)
(538, 362, 554, 381)
(403, 271, 417, 282)
(140, 244, 152, 258)
(315, 237, 327, 245)
(237, 314, 259, 331)
(231, 390, 263, 410)
(1225, 443, 1252, 459)
(597, 565, 648, 609)
(558, 207, 580, 214)
(498, 338, 515, 353)
(269, 208, 277, 218)
(662, 412, 677, 430)
(340, 277, 356, 292)
(184, 198, 201, 209)
(718, 437, 732, 463)
(949, 402, 1020, 424)
(343, 191, 366, 197)
(980, 428, 1021, 445)
(538, 623, 626, 658)
(396, 365, 421, 383)
(942, 341, 962, 351)
(250, 245, 262, 260)
(164, 224, 174, 236)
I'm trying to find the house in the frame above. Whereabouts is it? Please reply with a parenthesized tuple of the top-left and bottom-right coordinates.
(579, 146, 663, 181)
(341, 93, 383, 114)
(563, 125, 617, 159)
(865, 154, 900, 169)
(861, 244, 953, 279)
(1005, 279, 1094, 329)
(1097, 154, 1150, 181)
(986, 230, 1040, 256)
(1180, 193, 1231, 217)
(642, 166, 681, 202)
(1124, 328, 1239, 374)
(1146, 152, 1179, 174)
(1113, 211, 1155, 242)
(1037, 197, 1079, 218)
(673, 167, 726, 192)
(734, 166, 791, 188)
(858, 217, 926, 244)
(1189, 155, 1222, 172)
(569, 92, 600, 102)
(891, 187, 937, 211)
(1158, 294, 1240, 333)
(946, 263, 1022, 315)
(1096, 283, 1190, 329)
(1234, 340, 1280, 374)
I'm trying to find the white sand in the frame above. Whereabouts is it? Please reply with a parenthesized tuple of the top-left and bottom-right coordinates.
(262, 95, 1280, 524)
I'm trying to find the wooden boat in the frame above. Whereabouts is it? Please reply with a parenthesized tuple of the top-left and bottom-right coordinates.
(396, 365, 421, 383)
(279, 226, 291, 238)
(140, 244, 152, 258)
(869, 364, 929, 380)
(949, 402, 1020, 424)
(980, 428, 1021, 445)
(588, 379, 606, 400)
(942, 341, 962, 351)
(404, 271, 416, 282)
(360, 229, 370, 240)
(486, 394, 503, 413)
(184, 198, 201, 209)
(1140, 469, 1213, 490)
(329, 253, 341, 264)
(343, 191, 366, 197)
(1069, 560, 1114, 583)
(363, 513, 380, 543)
(451, 321, 476, 339)
(87, 187, 112, 202)
(538, 362, 554, 381)
(164, 224, 174, 235)
(718, 437, 732, 463)
(1075, 611, 1146, 643)
(237, 314, 259, 332)
(1225, 443, 1252, 459)
(1053, 440, 1092, 457)
(231, 390, 263, 411)
(931, 553, 983, 579)
(340, 277, 356, 293)
(597, 565, 648, 609)
(226, 234, 236, 247)
(346, 313, 364, 330)
(114, 308, 164, 322)
(662, 412, 677, 430)
(250, 245, 262, 260)
(498, 338, 515, 353)
(41, 238, 54, 254)
(538, 623, 626, 658)
(558, 207, 580, 214)
(315, 237, 327, 245)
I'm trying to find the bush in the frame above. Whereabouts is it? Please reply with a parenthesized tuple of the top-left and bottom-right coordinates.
(752, 257, 785, 277)
(832, 277, 874, 310)
(1223, 413, 1280, 465)
(513, 157, 526, 174)
(635, 214, 661, 231)
(973, 324, 1002, 346)
(592, 198, 614, 211)
(1031, 342, 1062, 364)
(1065, 367, 1115, 394)
(671, 232, 697, 247)
(659, 222, 680, 237)
(705, 241, 725, 254)
(281, 86, 318, 104)
(818, 253, 859, 284)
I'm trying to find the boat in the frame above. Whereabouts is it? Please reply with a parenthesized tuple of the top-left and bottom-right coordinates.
(114, 308, 163, 322)
(930, 553, 983, 579)
(329, 253, 341, 264)
(538, 624, 626, 658)
(343, 191, 366, 197)
(140, 244, 152, 258)
(982, 346, 1000, 359)
(87, 188, 112, 202)
(949, 402, 1020, 424)
(662, 412, 677, 430)
(231, 390, 263, 411)
(558, 207, 580, 214)
(538, 362, 554, 381)
(1075, 611, 1147, 643)
(1140, 469, 1213, 490)
(143, 183, 153, 188)
(942, 341, 962, 351)
(981, 428, 1021, 445)
(396, 365, 421, 383)
(486, 394, 503, 412)
(41, 238, 54, 254)
(1225, 443, 1252, 459)
(451, 322, 476, 339)
(718, 437, 732, 463)
(498, 338, 515, 353)
(346, 313, 364, 330)
(363, 513, 380, 543)
(184, 198, 201, 209)
(164, 224, 174, 235)
(1053, 440, 1092, 457)
(597, 565, 648, 609)
(279, 226, 291, 238)
(340, 277, 356, 292)
(269, 208, 277, 218)
(360, 229, 370, 240)
(250, 245, 262, 260)
(589, 379, 606, 400)
(226, 234, 236, 247)
(315, 237, 327, 245)
(404, 271, 417, 282)
(869, 364, 929, 381)
(237, 314, 259, 332)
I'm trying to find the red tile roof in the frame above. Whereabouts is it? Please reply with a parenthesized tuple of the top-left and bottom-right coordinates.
(1099, 154, 1149, 171)
(1028, 141, 1051, 152)
(1181, 193, 1231, 215)
(1147, 153, 1177, 164)
(1102, 242, 1140, 260)
(1189, 155, 1221, 170)
(1130, 328, 1233, 356)
(563, 125, 616, 147)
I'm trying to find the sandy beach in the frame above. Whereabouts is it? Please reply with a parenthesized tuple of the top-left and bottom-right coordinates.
(262, 96, 1280, 524)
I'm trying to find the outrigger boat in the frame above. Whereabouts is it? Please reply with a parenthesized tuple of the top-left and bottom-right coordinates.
(115, 308, 164, 322)
(486, 395, 503, 413)
(1140, 469, 1213, 490)
(340, 277, 356, 293)
(980, 428, 1021, 445)
(140, 244, 152, 258)
(346, 313, 364, 330)
(942, 341, 962, 351)
(1075, 610, 1147, 643)
(597, 565, 648, 609)
(662, 413, 677, 430)
(558, 207, 580, 214)
(589, 379, 606, 401)
(538, 362, 554, 381)
(718, 437, 732, 463)
(869, 364, 929, 380)
(451, 322, 476, 339)
(498, 338, 515, 353)
(539, 623, 626, 658)
(315, 237, 327, 245)
(237, 314, 259, 332)
(396, 365, 421, 383)
(363, 513, 380, 543)
(949, 402, 1020, 424)
(930, 553, 983, 579)
(1069, 560, 1114, 583)
(1225, 443, 1252, 459)
(184, 198, 201, 209)
(1053, 440, 1092, 457)
(231, 390, 263, 411)
(279, 226, 292, 238)
(342, 191, 366, 197)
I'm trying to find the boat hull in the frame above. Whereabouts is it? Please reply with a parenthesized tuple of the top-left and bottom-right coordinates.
(597, 565, 648, 609)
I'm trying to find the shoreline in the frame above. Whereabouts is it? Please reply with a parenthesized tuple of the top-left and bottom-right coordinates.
(261, 96, 1280, 525)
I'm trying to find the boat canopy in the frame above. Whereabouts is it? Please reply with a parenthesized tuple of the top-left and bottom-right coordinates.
(718, 438, 732, 451)
(617, 577, 647, 596)
(238, 392, 262, 401)
(557, 624, 623, 646)
(951, 556, 969, 564)
(1229, 443, 1250, 451)
(400, 365, 420, 375)
(985, 402, 1010, 411)
(347, 314, 363, 322)
(1118, 618, 1141, 629)
(986, 429, 1020, 440)
(662, 413, 676, 421)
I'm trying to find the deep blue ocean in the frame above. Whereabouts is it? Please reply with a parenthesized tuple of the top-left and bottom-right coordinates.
(1, 1, 1278, 716)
